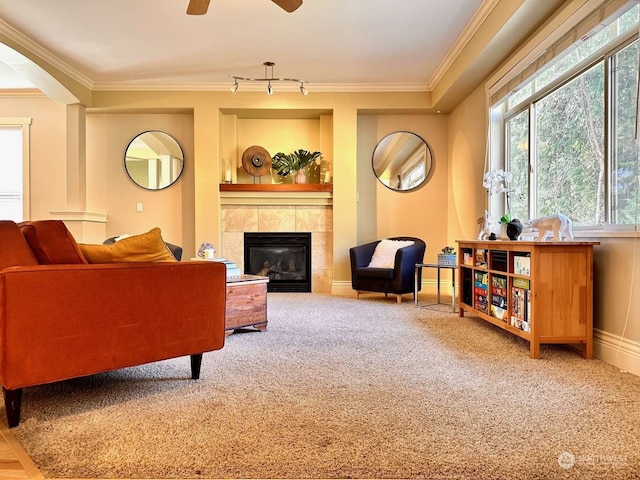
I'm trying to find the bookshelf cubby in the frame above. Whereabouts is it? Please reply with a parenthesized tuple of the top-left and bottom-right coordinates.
(457, 240, 599, 359)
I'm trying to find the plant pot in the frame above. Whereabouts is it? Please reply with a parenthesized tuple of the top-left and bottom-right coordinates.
(294, 169, 306, 184)
(437, 253, 457, 266)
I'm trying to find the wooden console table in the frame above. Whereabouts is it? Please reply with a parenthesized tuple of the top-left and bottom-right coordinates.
(225, 275, 269, 335)
(457, 240, 599, 359)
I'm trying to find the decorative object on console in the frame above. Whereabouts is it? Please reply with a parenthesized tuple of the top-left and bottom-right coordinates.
(229, 61, 308, 95)
(506, 218, 523, 241)
(524, 213, 574, 241)
(241, 145, 272, 181)
(437, 246, 457, 266)
(477, 210, 494, 240)
(483, 169, 513, 220)
(271, 149, 322, 183)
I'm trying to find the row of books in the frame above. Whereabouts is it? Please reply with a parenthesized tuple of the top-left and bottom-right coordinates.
(510, 277, 531, 333)
(474, 271, 488, 314)
(463, 248, 530, 276)
(474, 273, 530, 333)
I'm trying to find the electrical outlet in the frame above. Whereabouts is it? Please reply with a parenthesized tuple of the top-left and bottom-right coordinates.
(136, 202, 143, 212)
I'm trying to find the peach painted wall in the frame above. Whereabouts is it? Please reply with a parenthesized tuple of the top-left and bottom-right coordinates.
(86, 113, 194, 250)
(447, 85, 488, 244)
(356, 114, 449, 264)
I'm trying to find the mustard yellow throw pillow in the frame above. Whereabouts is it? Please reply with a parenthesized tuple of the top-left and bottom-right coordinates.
(79, 227, 177, 263)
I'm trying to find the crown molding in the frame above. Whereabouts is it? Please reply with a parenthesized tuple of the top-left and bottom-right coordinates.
(91, 82, 429, 93)
(427, 0, 500, 90)
(0, 18, 93, 89)
(0, 88, 45, 97)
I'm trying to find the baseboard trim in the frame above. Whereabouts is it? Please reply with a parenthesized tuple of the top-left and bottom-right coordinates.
(594, 329, 640, 377)
(332, 281, 355, 297)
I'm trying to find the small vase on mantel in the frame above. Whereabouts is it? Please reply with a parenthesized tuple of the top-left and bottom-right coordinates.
(294, 169, 306, 184)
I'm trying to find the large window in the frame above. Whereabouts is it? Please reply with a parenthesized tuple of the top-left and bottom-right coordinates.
(493, 4, 639, 229)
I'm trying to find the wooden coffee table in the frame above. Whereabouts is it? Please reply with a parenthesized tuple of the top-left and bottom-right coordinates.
(225, 274, 269, 335)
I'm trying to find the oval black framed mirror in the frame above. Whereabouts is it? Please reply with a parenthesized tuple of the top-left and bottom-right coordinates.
(124, 131, 184, 190)
(372, 131, 433, 192)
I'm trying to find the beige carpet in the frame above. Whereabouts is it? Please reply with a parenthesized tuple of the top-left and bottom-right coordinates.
(12, 293, 640, 479)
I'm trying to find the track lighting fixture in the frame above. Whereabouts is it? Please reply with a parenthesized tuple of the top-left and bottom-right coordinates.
(229, 61, 308, 96)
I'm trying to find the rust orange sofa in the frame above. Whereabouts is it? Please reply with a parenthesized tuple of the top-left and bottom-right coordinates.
(0, 220, 226, 427)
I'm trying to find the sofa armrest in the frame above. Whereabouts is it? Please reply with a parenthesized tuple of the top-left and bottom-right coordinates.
(0, 261, 226, 390)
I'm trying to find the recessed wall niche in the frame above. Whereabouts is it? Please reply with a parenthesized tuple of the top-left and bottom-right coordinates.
(220, 109, 333, 185)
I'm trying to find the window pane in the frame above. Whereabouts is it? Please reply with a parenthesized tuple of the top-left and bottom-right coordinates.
(507, 83, 532, 110)
(534, 63, 605, 226)
(0, 126, 23, 222)
(506, 110, 529, 221)
(611, 41, 639, 225)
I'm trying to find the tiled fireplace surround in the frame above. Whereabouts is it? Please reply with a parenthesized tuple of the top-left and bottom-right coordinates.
(220, 204, 333, 293)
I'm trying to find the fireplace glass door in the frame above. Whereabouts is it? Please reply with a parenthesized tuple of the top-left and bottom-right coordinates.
(244, 232, 311, 292)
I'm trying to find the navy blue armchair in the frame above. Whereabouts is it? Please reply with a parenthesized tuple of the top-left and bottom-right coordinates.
(349, 236, 426, 303)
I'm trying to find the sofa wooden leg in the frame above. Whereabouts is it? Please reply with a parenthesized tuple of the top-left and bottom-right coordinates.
(190, 354, 203, 380)
(396, 295, 402, 304)
(2, 387, 22, 428)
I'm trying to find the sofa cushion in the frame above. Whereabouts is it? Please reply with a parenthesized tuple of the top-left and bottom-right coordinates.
(79, 227, 177, 263)
(0, 220, 39, 269)
(367, 239, 414, 268)
(19, 220, 88, 265)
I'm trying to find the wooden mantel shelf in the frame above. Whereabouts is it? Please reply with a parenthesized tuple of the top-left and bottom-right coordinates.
(219, 183, 332, 193)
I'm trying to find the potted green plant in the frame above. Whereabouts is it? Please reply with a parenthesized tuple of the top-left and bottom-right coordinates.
(438, 246, 457, 266)
(272, 149, 322, 184)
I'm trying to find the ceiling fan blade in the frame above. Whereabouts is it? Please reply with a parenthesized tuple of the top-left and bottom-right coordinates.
(187, 0, 210, 15)
(271, 0, 303, 13)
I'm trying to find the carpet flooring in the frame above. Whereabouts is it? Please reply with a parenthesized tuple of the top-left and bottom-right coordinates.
(12, 293, 640, 479)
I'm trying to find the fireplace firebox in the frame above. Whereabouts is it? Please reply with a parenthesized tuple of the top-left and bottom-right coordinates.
(244, 232, 311, 292)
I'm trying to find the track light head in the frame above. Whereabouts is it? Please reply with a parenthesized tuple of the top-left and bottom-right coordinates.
(300, 83, 308, 96)
(267, 82, 273, 95)
(230, 80, 239, 93)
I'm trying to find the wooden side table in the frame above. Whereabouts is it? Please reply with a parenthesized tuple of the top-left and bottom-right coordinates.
(225, 275, 269, 335)
(414, 263, 457, 312)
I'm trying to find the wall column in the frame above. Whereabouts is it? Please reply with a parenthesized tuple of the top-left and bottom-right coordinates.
(332, 105, 358, 293)
(193, 104, 220, 255)
(50, 103, 107, 242)
(65, 103, 86, 211)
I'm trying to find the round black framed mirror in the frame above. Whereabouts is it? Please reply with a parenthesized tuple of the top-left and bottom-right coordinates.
(372, 131, 433, 192)
(124, 131, 184, 190)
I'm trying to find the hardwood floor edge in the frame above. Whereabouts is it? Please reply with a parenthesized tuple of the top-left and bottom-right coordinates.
(0, 422, 44, 479)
